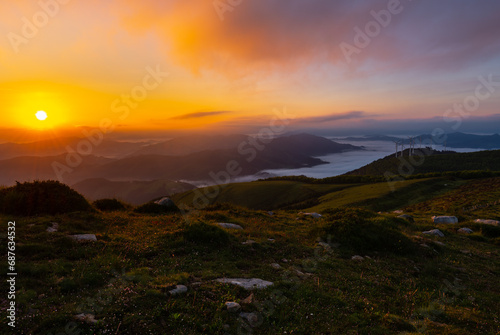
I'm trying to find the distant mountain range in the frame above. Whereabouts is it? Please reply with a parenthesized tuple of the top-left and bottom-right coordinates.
(337, 132, 500, 149)
(0, 133, 362, 188)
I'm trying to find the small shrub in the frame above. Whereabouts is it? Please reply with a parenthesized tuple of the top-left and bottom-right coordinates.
(93, 198, 127, 211)
(480, 225, 500, 238)
(134, 202, 179, 214)
(181, 222, 235, 247)
(0, 180, 92, 216)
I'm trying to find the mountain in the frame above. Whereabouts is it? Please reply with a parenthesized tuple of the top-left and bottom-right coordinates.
(72, 178, 196, 205)
(337, 132, 500, 149)
(344, 148, 500, 176)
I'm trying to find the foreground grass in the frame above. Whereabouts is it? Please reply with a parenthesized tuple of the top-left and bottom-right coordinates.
(1, 199, 499, 334)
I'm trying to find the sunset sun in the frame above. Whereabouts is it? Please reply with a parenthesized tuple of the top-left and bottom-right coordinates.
(36, 111, 48, 121)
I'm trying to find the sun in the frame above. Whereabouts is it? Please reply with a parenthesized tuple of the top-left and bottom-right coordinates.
(36, 111, 48, 121)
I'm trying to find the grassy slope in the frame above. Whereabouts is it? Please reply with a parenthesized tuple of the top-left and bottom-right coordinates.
(1, 178, 500, 334)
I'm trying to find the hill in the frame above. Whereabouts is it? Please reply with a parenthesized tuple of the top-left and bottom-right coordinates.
(72, 178, 196, 205)
(2, 177, 499, 334)
(344, 148, 500, 176)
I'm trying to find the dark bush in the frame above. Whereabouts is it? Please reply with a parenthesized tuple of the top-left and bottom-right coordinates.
(0, 180, 92, 216)
(181, 222, 235, 247)
(322, 208, 415, 255)
(134, 202, 179, 214)
(93, 198, 127, 211)
(480, 225, 500, 238)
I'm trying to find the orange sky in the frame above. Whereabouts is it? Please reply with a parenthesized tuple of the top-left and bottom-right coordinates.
(1, 0, 499, 137)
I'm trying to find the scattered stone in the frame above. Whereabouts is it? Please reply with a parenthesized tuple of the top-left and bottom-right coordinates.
(433, 241, 446, 246)
(154, 197, 176, 207)
(270, 263, 281, 269)
(460, 249, 471, 254)
(268, 211, 274, 216)
(474, 219, 500, 226)
(393, 210, 404, 214)
(458, 228, 474, 234)
(281, 258, 289, 263)
(70, 234, 97, 242)
(294, 269, 312, 279)
(217, 223, 243, 230)
(364, 256, 372, 260)
(240, 293, 255, 305)
(432, 216, 458, 224)
(318, 242, 331, 249)
(225, 302, 241, 313)
(74, 313, 98, 324)
(397, 214, 414, 222)
(420, 244, 430, 248)
(216, 278, 274, 290)
(351, 255, 364, 261)
(169, 285, 188, 295)
(239, 312, 260, 328)
(267, 238, 275, 243)
(301, 212, 322, 218)
(242, 240, 256, 245)
(46, 222, 59, 233)
(422, 229, 445, 237)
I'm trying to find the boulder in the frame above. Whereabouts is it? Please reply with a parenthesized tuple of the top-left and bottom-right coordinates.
(154, 197, 176, 207)
(217, 223, 243, 230)
(46, 222, 59, 233)
(215, 278, 274, 290)
(474, 219, 500, 226)
(351, 255, 365, 261)
(422, 229, 445, 237)
(458, 228, 474, 234)
(432, 216, 458, 224)
(169, 285, 188, 295)
(225, 302, 241, 313)
(70, 234, 97, 242)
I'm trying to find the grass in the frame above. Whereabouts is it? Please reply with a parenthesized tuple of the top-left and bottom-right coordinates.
(1, 178, 500, 334)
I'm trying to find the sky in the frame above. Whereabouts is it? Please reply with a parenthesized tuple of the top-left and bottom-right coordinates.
(0, 0, 499, 141)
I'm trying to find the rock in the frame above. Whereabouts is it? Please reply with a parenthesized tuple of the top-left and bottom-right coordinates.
(281, 258, 289, 263)
(154, 197, 176, 207)
(318, 242, 331, 249)
(432, 216, 458, 224)
(422, 229, 444, 237)
(70, 234, 97, 242)
(393, 210, 404, 214)
(223, 324, 230, 331)
(225, 302, 241, 313)
(268, 211, 274, 216)
(351, 255, 364, 261)
(239, 312, 261, 328)
(433, 241, 445, 246)
(46, 222, 59, 233)
(270, 263, 281, 269)
(242, 240, 256, 245)
(458, 228, 473, 234)
(240, 293, 254, 305)
(169, 285, 188, 295)
(397, 214, 414, 222)
(74, 313, 98, 324)
(301, 212, 322, 218)
(420, 243, 430, 248)
(215, 278, 274, 290)
(474, 219, 500, 226)
(267, 238, 275, 243)
(217, 223, 243, 230)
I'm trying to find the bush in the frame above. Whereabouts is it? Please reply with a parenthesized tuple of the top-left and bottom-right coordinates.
(93, 198, 127, 211)
(134, 202, 179, 214)
(0, 180, 92, 216)
(322, 208, 415, 255)
(181, 222, 235, 247)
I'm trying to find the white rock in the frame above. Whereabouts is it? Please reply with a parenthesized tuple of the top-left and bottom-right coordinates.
(301, 212, 322, 218)
(393, 210, 404, 214)
(458, 228, 473, 234)
(239, 312, 261, 328)
(46, 222, 59, 233)
(215, 278, 274, 290)
(474, 219, 500, 226)
(422, 229, 445, 237)
(267, 238, 275, 242)
(225, 302, 241, 313)
(70, 234, 97, 242)
(270, 263, 281, 269)
(74, 313, 98, 324)
(351, 255, 364, 261)
(217, 223, 243, 230)
(154, 197, 175, 207)
(169, 285, 188, 295)
(433, 241, 446, 246)
(432, 216, 458, 224)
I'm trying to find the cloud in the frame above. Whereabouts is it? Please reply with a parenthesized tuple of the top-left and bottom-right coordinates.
(169, 111, 229, 120)
(293, 111, 374, 124)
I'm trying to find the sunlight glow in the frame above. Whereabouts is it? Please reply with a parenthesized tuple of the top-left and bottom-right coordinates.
(36, 111, 48, 121)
